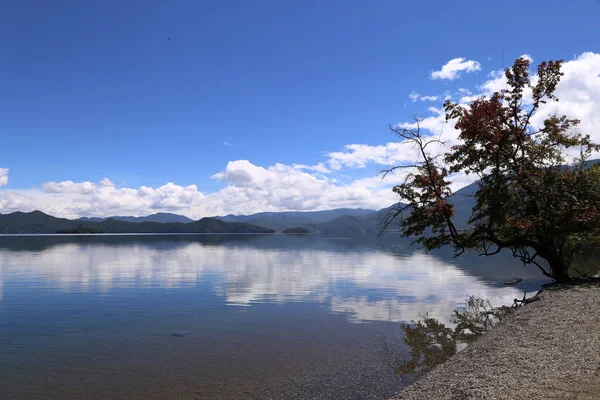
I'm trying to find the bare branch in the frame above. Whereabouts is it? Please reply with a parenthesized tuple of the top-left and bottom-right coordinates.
(377, 164, 418, 179)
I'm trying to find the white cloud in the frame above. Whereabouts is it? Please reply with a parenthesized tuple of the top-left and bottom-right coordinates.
(99, 178, 115, 187)
(208, 160, 396, 215)
(479, 69, 507, 96)
(431, 57, 482, 80)
(458, 94, 480, 103)
(292, 162, 331, 174)
(11, 180, 208, 219)
(0, 160, 398, 218)
(409, 91, 439, 102)
(44, 180, 99, 194)
(0, 190, 37, 213)
(327, 143, 416, 170)
(324, 105, 458, 176)
(0, 168, 8, 187)
(520, 53, 533, 63)
(530, 52, 600, 155)
(224, 141, 232, 147)
(457, 87, 479, 103)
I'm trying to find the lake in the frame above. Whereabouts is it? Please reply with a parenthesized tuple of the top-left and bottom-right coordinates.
(0, 234, 546, 399)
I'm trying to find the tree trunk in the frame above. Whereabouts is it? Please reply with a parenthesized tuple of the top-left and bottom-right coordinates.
(537, 245, 571, 283)
(548, 258, 570, 282)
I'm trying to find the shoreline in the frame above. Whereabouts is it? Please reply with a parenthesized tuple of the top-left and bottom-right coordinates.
(392, 280, 600, 400)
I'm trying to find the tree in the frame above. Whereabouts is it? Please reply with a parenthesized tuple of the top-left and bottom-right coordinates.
(382, 57, 600, 282)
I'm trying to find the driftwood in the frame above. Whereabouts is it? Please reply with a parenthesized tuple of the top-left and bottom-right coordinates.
(513, 292, 540, 308)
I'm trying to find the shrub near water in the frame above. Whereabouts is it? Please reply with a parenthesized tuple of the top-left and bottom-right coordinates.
(382, 296, 514, 376)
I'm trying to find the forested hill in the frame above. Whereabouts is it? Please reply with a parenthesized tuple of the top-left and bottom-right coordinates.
(78, 212, 193, 224)
(0, 211, 275, 234)
(215, 208, 376, 231)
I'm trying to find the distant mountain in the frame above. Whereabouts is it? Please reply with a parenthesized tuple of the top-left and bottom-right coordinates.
(77, 217, 107, 223)
(0, 211, 83, 234)
(282, 227, 311, 234)
(78, 212, 193, 224)
(213, 205, 409, 235)
(0, 211, 274, 234)
(447, 181, 480, 229)
(309, 202, 411, 235)
(215, 208, 376, 231)
(315, 214, 379, 235)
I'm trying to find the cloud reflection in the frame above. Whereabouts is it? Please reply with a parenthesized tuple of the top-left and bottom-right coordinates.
(0, 238, 523, 323)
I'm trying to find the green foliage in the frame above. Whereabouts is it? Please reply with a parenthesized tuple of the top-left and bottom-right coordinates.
(384, 57, 600, 282)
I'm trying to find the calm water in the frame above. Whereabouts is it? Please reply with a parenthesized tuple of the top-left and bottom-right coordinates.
(0, 234, 545, 399)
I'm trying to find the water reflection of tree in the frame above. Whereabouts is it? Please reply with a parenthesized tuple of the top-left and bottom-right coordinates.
(383, 297, 513, 376)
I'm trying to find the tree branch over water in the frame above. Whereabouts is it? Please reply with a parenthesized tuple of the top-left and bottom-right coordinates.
(381, 57, 600, 282)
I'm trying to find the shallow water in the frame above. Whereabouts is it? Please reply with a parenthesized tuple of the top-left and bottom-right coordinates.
(0, 234, 544, 399)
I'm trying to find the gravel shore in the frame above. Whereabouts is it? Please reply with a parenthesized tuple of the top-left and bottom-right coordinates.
(393, 281, 600, 400)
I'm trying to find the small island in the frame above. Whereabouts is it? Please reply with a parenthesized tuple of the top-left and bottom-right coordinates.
(57, 225, 103, 234)
(282, 227, 311, 234)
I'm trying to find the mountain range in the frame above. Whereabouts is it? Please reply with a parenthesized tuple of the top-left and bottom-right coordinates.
(215, 208, 377, 231)
(215, 182, 483, 234)
(78, 212, 193, 224)
(0, 182, 482, 235)
(0, 211, 275, 234)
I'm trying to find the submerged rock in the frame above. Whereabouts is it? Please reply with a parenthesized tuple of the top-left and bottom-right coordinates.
(170, 330, 195, 337)
(504, 278, 522, 285)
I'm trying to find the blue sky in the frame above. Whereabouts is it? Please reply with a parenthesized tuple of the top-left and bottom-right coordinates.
(1, 0, 600, 217)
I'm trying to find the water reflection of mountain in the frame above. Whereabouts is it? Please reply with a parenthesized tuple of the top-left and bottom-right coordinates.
(0, 234, 548, 284)
(0, 233, 263, 251)
(0, 235, 530, 324)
